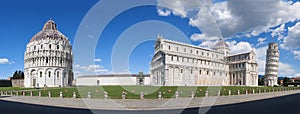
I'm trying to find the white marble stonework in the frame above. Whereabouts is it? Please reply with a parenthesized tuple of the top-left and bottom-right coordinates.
(24, 19, 73, 88)
(264, 43, 279, 86)
(150, 35, 258, 86)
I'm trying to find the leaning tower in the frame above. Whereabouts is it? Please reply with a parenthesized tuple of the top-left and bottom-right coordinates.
(264, 43, 279, 86)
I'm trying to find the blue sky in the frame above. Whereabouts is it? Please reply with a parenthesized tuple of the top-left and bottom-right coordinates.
(0, 0, 300, 79)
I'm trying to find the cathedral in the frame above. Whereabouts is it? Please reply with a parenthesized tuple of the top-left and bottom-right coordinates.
(24, 19, 73, 88)
(150, 35, 258, 86)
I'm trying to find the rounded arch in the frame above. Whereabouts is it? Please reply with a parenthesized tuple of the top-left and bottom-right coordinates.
(30, 69, 37, 76)
(68, 70, 74, 86)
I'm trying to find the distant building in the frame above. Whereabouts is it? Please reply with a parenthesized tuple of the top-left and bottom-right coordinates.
(264, 43, 279, 86)
(150, 36, 258, 86)
(11, 79, 24, 87)
(76, 73, 150, 86)
(24, 19, 73, 88)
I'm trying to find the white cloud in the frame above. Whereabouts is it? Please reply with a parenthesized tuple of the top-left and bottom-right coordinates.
(229, 41, 253, 55)
(198, 40, 218, 48)
(157, 0, 300, 38)
(190, 33, 220, 41)
(281, 22, 300, 50)
(257, 37, 267, 46)
(253, 46, 268, 75)
(74, 64, 109, 76)
(94, 58, 102, 62)
(279, 62, 296, 76)
(292, 74, 300, 78)
(271, 24, 286, 40)
(0, 58, 13, 64)
(157, 0, 201, 18)
(292, 51, 300, 60)
(157, 8, 171, 16)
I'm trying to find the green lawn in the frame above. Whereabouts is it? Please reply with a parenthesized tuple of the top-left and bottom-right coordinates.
(0, 86, 298, 99)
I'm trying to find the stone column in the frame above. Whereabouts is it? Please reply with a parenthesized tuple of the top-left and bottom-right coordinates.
(158, 92, 162, 99)
(191, 91, 195, 98)
(88, 92, 92, 98)
(237, 90, 240, 95)
(175, 91, 179, 98)
(104, 91, 108, 99)
(38, 91, 41, 97)
(205, 90, 209, 97)
(122, 91, 127, 100)
(73, 92, 76, 98)
(140, 92, 144, 100)
(60, 92, 63, 98)
(30, 91, 33, 97)
(228, 90, 231, 96)
(48, 91, 51, 98)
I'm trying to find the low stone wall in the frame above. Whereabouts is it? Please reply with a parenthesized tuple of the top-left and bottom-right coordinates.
(1, 89, 300, 110)
(0, 80, 12, 87)
(11, 79, 24, 87)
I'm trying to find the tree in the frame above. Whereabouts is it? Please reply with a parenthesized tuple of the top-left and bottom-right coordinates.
(283, 77, 291, 84)
(258, 77, 264, 86)
(12, 70, 24, 79)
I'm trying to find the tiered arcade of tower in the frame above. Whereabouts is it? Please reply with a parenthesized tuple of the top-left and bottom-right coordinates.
(264, 43, 279, 86)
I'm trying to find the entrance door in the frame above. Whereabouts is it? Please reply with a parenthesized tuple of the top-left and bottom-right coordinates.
(32, 79, 36, 87)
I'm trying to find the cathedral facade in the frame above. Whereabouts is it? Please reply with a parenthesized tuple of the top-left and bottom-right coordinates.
(24, 19, 73, 88)
(150, 36, 258, 86)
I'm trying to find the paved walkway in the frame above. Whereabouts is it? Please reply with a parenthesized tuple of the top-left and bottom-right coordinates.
(1, 90, 300, 110)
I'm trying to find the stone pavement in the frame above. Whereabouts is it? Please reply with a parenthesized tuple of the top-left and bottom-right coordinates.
(1, 90, 300, 110)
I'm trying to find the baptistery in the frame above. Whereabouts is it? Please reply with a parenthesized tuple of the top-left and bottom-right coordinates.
(24, 19, 73, 88)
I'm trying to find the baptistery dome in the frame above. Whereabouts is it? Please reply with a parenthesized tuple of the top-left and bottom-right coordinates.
(24, 19, 73, 88)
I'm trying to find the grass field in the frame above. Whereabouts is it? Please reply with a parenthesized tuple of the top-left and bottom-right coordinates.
(0, 86, 298, 99)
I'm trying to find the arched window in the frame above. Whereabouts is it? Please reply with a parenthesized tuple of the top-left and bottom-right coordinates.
(41, 44, 43, 49)
(49, 44, 51, 49)
(57, 45, 59, 49)
(57, 71, 60, 79)
(40, 72, 42, 78)
(46, 57, 48, 63)
(48, 71, 51, 78)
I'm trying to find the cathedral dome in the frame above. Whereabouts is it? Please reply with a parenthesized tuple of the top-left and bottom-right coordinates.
(213, 39, 230, 55)
(214, 40, 229, 48)
(29, 19, 70, 46)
